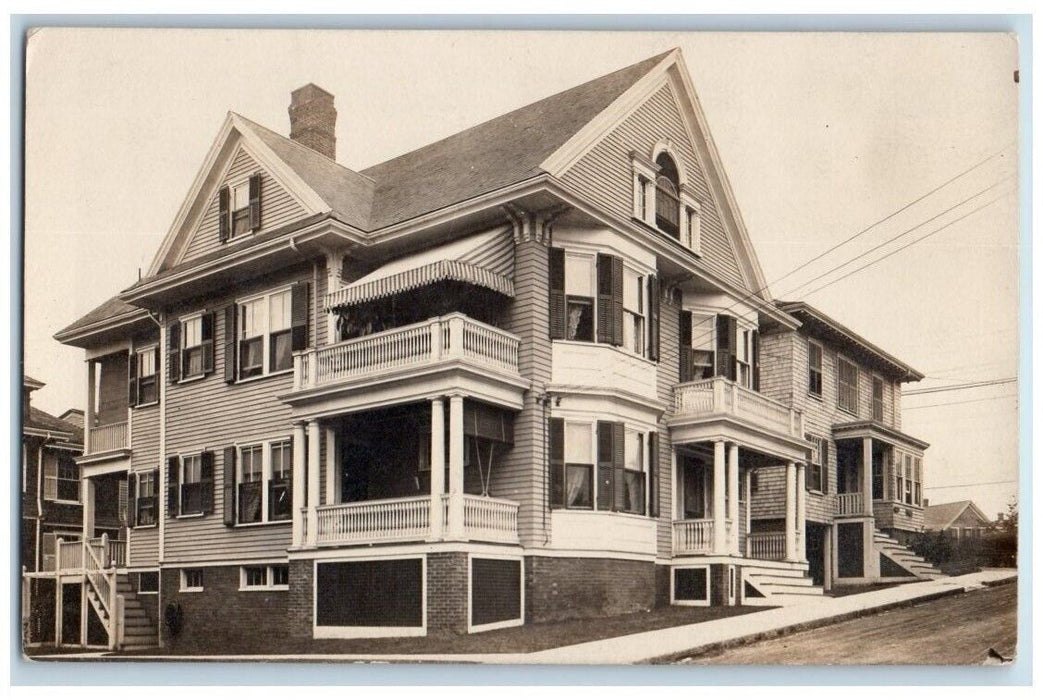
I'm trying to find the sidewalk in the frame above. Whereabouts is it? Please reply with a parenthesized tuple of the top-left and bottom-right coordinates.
(34, 569, 1016, 665)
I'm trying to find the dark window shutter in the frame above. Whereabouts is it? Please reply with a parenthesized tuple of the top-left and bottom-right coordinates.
(130, 472, 139, 528)
(549, 247, 566, 340)
(596, 421, 615, 511)
(612, 422, 626, 512)
(716, 314, 737, 380)
(596, 254, 613, 344)
(248, 174, 262, 231)
(223, 447, 237, 526)
(648, 275, 661, 361)
(200, 451, 214, 515)
(167, 322, 180, 384)
(218, 186, 230, 242)
(223, 304, 237, 384)
(201, 311, 215, 375)
(291, 281, 310, 352)
(611, 256, 624, 346)
(752, 329, 761, 391)
(679, 310, 694, 383)
(128, 351, 138, 406)
(649, 431, 660, 518)
(549, 418, 564, 508)
(167, 456, 180, 518)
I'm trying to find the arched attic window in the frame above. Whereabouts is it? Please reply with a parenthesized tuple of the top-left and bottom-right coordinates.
(654, 153, 681, 238)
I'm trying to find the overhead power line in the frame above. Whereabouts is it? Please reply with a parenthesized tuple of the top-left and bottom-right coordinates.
(924, 479, 1018, 490)
(905, 377, 1018, 396)
(903, 393, 1018, 411)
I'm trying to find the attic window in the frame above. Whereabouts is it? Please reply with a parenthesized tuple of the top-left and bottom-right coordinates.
(219, 174, 262, 242)
(654, 154, 681, 238)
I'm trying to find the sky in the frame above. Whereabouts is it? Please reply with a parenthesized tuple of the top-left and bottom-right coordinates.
(23, 29, 1020, 517)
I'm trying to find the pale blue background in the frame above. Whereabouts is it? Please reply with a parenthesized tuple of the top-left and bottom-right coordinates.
(9, 13, 1032, 686)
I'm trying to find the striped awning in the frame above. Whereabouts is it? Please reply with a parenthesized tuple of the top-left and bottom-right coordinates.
(325, 228, 515, 310)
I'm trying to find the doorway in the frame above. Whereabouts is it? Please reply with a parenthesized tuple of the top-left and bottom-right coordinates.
(805, 522, 828, 586)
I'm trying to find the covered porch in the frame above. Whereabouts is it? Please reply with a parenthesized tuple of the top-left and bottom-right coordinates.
(293, 397, 521, 549)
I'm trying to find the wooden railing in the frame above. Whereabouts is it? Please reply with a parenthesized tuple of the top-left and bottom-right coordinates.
(747, 532, 787, 561)
(461, 494, 519, 544)
(837, 492, 865, 516)
(88, 421, 129, 453)
(672, 519, 714, 554)
(674, 377, 803, 437)
(55, 539, 83, 572)
(89, 536, 127, 568)
(294, 313, 521, 391)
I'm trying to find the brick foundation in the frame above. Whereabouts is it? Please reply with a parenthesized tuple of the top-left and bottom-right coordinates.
(654, 563, 671, 607)
(525, 556, 655, 623)
(287, 559, 313, 639)
(159, 565, 288, 651)
(426, 552, 469, 634)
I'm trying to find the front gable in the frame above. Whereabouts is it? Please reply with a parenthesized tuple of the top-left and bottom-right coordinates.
(544, 51, 768, 298)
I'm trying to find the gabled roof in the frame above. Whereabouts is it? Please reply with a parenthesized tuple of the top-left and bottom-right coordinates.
(776, 300, 924, 382)
(924, 500, 992, 531)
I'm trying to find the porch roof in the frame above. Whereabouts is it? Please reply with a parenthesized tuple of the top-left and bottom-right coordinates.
(832, 419, 930, 452)
(325, 228, 514, 309)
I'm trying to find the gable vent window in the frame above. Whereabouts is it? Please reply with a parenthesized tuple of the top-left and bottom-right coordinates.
(654, 153, 681, 238)
(219, 174, 262, 242)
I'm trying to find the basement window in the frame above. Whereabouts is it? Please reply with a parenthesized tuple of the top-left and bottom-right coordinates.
(240, 564, 289, 591)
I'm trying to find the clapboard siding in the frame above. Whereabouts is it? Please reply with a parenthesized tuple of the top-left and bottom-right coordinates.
(181, 147, 307, 264)
(561, 83, 746, 289)
(161, 265, 316, 564)
(500, 239, 553, 547)
(655, 294, 680, 559)
(128, 402, 161, 567)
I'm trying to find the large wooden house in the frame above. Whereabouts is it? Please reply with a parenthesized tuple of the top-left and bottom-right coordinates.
(36, 48, 940, 651)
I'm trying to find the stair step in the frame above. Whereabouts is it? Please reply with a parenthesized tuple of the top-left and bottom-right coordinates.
(748, 574, 817, 587)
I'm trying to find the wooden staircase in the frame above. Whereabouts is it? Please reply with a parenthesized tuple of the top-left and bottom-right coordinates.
(873, 529, 946, 580)
(743, 560, 826, 607)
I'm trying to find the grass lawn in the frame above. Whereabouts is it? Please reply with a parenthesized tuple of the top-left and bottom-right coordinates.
(101, 604, 767, 658)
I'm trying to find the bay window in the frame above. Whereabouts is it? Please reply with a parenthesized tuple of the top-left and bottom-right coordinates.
(563, 422, 593, 509)
(565, 254, 595, 342)
(622, 268, 645, 355)
(914, 456, 922, 506)
(623, 429, 645, 515)
(903, 454, 913, 505)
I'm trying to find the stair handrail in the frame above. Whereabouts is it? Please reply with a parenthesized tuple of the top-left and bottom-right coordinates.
(83, 535, 115, 634)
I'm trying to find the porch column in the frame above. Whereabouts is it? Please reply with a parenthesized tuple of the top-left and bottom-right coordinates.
(744, 469, 752, 557)
(447, 394, 465, 539)
(325, 249, 347, 342)
(727, 443, 740, 555)
(291, 422, 306, 547)
(862, 437, 874, 516)
(82, 477, 95, 540)
(85, 361, 96, 454)
(712, 440, 726, 555)
(784, 461, 797, 562)
(306, 421, 321, 547)
(323, 426, 338, 505)
(796, 462, 807, 562)
(429, 397, 446, 540)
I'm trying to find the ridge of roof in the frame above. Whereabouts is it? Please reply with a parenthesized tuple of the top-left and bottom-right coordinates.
(924, 500, 989, 530)
(25, 405, 84, 444)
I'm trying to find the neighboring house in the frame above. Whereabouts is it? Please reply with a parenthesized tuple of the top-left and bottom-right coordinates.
(925, 500, 993, 541)
(37, 48, 939, 650)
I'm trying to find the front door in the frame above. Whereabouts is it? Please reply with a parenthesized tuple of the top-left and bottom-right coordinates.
(805, 522, 827, 586)
(681, 457, 707, 519)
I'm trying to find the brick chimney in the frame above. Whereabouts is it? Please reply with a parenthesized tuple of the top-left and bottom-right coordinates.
(288, 83, 337, 160)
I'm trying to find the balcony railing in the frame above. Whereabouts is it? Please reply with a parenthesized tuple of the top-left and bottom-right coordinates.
(314, 494, 519, 546)
(88, 421, 129, 453)
(747, 532, 786, 561)
(47, 536, 127, 573)
(837, 492, 865, 516)
(672, 519, 714, 554)
(295, 313, 520, 391)
(674, 377, 804, 438)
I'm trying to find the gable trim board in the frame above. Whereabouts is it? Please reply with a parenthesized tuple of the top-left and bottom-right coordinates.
(541, 49, 769, 300)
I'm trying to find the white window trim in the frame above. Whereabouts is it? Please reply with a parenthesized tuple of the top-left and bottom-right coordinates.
(178, 312, 206, 382)
(312, 555, 426, 639)
(177, 453, 204, 518)
(558, 416, 652, 517)
(228, 175, 253, 240)
(235, 285, 295, 382)
(179, 568, 204, 593)
(239, 563, 290, 591)
(134, 470, 159, 529)
(670, 564, 712, 607)
(137, 571, 160, 595)
(836, 354, 860, 415)
(807, 340, 824, 399)
(134, 343, 160, 408)
(42, 450, 80, 504)
(871, 373, 886, 422)
(235, 436, 293, 527)
(467, 554, 525, 634)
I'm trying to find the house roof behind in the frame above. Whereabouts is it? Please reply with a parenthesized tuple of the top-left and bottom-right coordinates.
(54, 294, 147, 341)
(25, 405, 84, 445)
(24, 375, 45, 391)
(924, 500, 989, 530)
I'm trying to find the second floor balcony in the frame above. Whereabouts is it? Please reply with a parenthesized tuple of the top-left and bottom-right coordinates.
(673, 376, 805, 442)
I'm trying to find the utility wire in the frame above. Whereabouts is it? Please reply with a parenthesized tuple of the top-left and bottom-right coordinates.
(924, 479, 1017, 490)
(905, 377, 1018, 396)
(903, 393, 1017, 411)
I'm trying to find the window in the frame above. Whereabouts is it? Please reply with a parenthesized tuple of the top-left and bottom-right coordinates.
(136, 471, 157, 526)
(238, 288, 293, 380)
(805, 435, 826, 492)
(181, 316, 205, 379)
(654, 153, 681, 238)
(872, 376, 884, 421)
(269, 441, 292, 522)
(180, 454, 203, 516)
(180, 568, 204, 592)
(138, 571, 159, 594)
(903, 454, 913, 505)
(914, 457, 922, 506)
(622, 269, 645, 355)
(564, 255, 595, 342)
(808, 341, 823, 397)
(736, 328, 753, 388)
(894, 452, 904, 504)
(235, 439, 293, 525)
(42, 532, 79, 571)
(231, 181, 252, 236)
(240, 564, 289, 590)
(43, 452, 80, 502)
(837, 357, 859, 414)
(135, 346, 158, 405)
(622, 430, 646, 515)
(238, 445, 264, 524)
(686, 312, 716, 380)
(564, 422, 593, 509)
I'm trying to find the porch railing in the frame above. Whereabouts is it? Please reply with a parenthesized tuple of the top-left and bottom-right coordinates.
(674, 377, 804, 438)
(461, 494, 519, 543)
(672, 519, 714, 554)
(295, 313, 521, 391)
(747, 532, 786, 561)
(88, 421, 129, 453)
(55, 539, 83, 572)
(837, 492, 865, 516)
(89, 536, 127, 568)
(315, 496, 432, 545)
